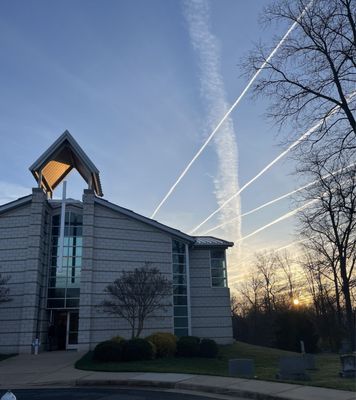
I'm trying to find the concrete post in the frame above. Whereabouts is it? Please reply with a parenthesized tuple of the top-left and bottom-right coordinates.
(18, 188, 47, 353)
(78, 189, 95, 351)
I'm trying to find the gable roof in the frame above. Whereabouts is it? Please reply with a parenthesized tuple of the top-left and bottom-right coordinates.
(193, 236, 234, 247)
(0, 195, 32, 215)
(29, 130, 103, 197)
(95, 197, 195, 243)
(95, 197, 234, 248)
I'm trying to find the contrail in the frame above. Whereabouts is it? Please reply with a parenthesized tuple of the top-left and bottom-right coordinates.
(150, 2, 312, 219)
(189, 92, 356, 235)
(201, 162, 356, 235)
(182, 0, 241, 248)
(234, 199, 317, 244)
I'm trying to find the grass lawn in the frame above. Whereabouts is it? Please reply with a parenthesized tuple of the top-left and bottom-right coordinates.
(0, 354, 15, 362)
(75, 341, 356, 392)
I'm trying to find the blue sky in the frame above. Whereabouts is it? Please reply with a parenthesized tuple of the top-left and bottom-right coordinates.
(0, 0, 301, 277)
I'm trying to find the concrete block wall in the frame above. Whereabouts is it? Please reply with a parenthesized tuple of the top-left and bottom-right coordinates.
(79, 193, 174, 350)
(189, 249, 233, 344)
(18, 188, 49, 353)
(0, 189, 50, 354)
(0, 202, 30, 353)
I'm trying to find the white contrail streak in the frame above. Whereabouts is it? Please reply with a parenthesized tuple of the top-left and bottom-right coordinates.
(182, 0, 241, 248)
(150, 2, 312, 219)
(201, 162, 356, 235)
(189, 92, 356, 235)
(234, 199, 317, 244)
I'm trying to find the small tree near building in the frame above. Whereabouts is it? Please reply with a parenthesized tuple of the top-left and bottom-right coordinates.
(99, 263, 172, 338)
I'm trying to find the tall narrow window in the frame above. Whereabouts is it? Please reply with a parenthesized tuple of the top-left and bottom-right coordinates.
(172, 240, 189, 336)
(47, 211, 82, 309)
(210, 249, 227, 287)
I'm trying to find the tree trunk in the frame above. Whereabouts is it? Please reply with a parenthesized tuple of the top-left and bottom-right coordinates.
(340, 257, 355, 351)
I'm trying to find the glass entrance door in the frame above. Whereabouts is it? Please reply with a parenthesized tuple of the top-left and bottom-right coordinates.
(66, 311, 79, 349)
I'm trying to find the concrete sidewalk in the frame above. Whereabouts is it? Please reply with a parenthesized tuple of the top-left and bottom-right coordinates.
(0, 352, 354, 400)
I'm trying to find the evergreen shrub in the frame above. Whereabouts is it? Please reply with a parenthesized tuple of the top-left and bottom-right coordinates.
(176, 336, 200, 357)
(122, 338, 156, 361)
(199, 338, 218, 358)
(93, 340, 123, 362)
(146, 332, 177, 357)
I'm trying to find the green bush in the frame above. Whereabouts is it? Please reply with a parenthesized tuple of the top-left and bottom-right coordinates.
(199, 338, 218, 358)
(122, 338, 156, 361)
(111, 336, 125, 344)
(176, 336, 200, 357)
(93, 340, 123, 362)
(146, 332, 177, 358)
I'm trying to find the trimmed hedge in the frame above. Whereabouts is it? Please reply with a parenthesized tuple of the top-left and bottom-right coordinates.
(93, 340, 123, 362)
(199, 338, 218, 358)
(176, 336, 200, 357)
(146, 332, 177, 358)
(122, 338, 156, 361)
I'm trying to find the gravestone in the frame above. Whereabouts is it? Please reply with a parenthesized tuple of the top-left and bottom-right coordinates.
(303, 353, 317, 370)
(339, 339, 352, 354)
(229, 359, 255, 378)
(276, 356, 310, 380)
(339, 354, 356, 378)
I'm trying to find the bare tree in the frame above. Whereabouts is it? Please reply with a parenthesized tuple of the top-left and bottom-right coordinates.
(255, 252, 281, 312)
(275, 250, 301, 303)
(297, 155, 356, 349)
(0, 272, 10, 304)
(244, 0, 356, 158)
(99, 263, 172, 338)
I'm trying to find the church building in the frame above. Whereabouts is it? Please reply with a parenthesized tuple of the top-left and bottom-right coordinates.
(0, 131, 233, 353)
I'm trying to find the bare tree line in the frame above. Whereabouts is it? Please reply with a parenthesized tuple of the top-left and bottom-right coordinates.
(233, 0, 356, 352)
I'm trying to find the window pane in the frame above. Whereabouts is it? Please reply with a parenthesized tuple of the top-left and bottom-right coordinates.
(74, 237, 82, 247)
(47, 298, 65, 308)
(173, 254, 185, 264)
(212, 277, 226, 287)
(173, 264, 186, 274)
(66, 288, 80, 298)
(68, 332, 78, 345)
(211, 250, 225, 259)
(48, 288, 65, 298)
(174, 328, 189, 337)
(48, 277, 66, 288)
(173, 285, 187, 295)
(174, 317, 188, 328)
(50, 267, 67, 279)
(173, 275, 186, 285)
(52, 215, 60, 226)
(67, 278, 80, 288)
(211, 259, 225, 269)
(74, 247, 82, 257)
(66, 298, 80, 308)
(71, 226, 82, 236)
(70, 213, 83, 225)
(174, 306, 188, 316)
(74, 257, 82, 267)
(211, 268, 226, 278)
(174, 296, 187, 305)
(172, 240, 185, 254)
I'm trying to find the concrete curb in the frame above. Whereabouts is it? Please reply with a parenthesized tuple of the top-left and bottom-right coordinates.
(74, 378, 297, 400)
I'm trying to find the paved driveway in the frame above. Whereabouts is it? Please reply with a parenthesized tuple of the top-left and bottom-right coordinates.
(0, 351, 89, 387)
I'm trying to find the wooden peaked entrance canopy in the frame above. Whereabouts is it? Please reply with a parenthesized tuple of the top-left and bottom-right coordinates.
(29, 130, 103, 197)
